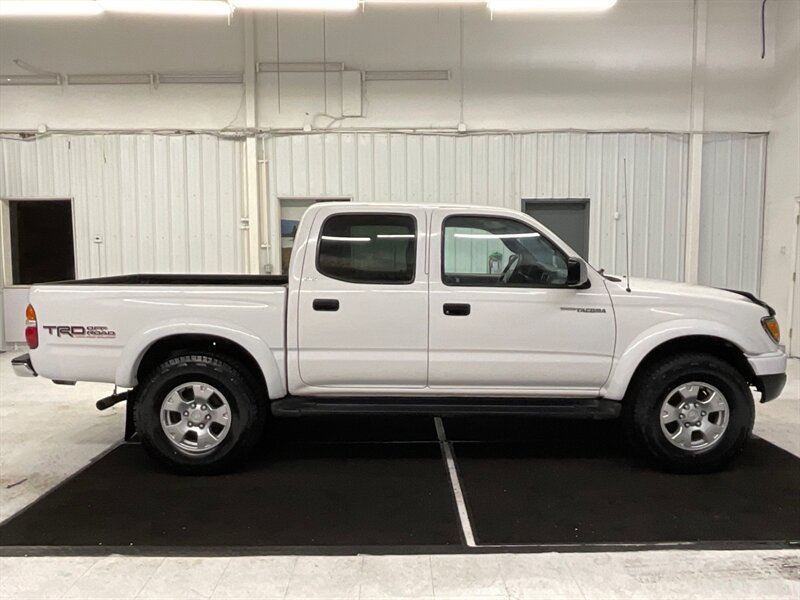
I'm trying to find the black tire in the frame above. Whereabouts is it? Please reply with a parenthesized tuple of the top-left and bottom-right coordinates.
(133, 353, 267, 475)
(622, 353, 754, 473)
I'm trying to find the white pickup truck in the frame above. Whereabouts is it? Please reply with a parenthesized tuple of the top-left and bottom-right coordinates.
(13, 203, 787, 474)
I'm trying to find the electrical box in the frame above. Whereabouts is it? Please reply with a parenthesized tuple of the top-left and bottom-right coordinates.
(341, 71, 363, 118)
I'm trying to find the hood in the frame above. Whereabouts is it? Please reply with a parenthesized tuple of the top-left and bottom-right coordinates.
(604, 277, 771, 314)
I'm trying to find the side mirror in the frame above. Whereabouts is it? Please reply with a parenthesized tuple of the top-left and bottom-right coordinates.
(566, 258, 588, 288)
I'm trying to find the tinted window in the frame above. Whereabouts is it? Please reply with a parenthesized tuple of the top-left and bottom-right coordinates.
(442, 215, 568, 287)
(318, 214, 417, 284)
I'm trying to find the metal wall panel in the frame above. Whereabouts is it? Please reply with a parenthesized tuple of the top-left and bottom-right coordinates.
(699, 133, 767, 293)
(266, 132, 689, 280)
(0, 134, 243, 279)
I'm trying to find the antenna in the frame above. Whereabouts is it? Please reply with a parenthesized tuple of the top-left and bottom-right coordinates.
(622, 158, 632, 293)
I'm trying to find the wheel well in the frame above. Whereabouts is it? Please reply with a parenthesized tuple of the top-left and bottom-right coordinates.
(135, 334, 267, 393)
(629, 335, 757, 391)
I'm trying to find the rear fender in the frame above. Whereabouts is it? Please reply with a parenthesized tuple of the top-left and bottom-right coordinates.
(115, 319, 287, 399)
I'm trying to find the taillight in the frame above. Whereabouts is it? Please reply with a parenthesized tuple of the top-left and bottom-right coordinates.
(25, 304, 38, 350)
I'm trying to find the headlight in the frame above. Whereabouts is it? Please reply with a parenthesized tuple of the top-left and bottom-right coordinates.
(762, 316, 780, 344)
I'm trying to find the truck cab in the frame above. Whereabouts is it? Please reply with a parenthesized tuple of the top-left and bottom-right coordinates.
(288, 203, 612, 398)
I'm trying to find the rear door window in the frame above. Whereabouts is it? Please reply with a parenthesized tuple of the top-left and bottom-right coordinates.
(317, 213, 417, 284)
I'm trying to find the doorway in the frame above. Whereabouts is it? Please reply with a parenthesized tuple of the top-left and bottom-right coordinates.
(7, 199, 76, 285)
(523, 199, 590, 260)
(1, 198, 76, 344)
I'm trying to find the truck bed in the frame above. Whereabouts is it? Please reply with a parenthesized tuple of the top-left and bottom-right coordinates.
(27, 276, 288, 393)
(42, 274, 289, 286)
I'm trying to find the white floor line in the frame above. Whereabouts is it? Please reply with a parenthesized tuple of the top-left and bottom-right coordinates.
(434, 416, 477, 547)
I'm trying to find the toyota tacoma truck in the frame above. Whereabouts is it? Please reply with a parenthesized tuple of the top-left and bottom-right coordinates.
(13, 203, 787, 474)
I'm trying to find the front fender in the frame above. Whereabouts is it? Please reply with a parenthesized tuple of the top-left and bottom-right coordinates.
(115, 319, 287, 399)
(602, 319, 755, 401)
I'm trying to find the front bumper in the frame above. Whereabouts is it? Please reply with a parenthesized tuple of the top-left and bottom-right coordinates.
(747, 349, 787, 403)
(11, 353, 37, 378)
(755, 373, 787, 403)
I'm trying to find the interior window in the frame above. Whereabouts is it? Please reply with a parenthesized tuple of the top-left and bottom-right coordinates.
(442, 215, 568, 287)
(318, 213, 417, 284)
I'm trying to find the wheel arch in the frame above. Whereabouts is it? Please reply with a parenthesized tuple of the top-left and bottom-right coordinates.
(604, 333, 756, 401)
(138, 334, 268, 391)
(116, 323, 287, 399)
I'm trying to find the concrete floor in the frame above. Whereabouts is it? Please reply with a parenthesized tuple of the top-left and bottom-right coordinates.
(0, 351, 798, 600)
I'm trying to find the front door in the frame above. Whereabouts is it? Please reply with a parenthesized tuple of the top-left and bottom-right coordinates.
(297, 207, 429, 389)
(428, 210, 615, 396)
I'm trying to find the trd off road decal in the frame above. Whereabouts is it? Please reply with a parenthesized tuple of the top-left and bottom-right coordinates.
(560, 307, 607, 314)
(43, 325, 117, 339)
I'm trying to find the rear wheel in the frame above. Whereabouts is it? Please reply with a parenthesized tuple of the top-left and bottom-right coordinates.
(623, 353, 754, 473)
(133, 353, 267, 474)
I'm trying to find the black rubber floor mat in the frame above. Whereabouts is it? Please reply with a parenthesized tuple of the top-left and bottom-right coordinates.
(0, 442, 461, 549)
(442, 416, 625, 447)
(265, 414, 438, 443)
(454, 436, 800, 546)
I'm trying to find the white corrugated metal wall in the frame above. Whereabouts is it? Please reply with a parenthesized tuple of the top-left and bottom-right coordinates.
(266, 132, 690, 281)
(0, 131, 768, 342)
(0, 134, 243, 279)
(699, 133, 767, 293)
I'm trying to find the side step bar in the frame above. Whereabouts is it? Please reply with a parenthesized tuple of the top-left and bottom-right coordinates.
(271, 396, 621, 419)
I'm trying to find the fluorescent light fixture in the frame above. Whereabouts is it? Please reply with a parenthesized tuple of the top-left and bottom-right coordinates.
(258, 62, 345, 73)
(0, 74, 61, 85)
(99, 0, 231, 16)
(454, 232, 541, 239)
(368, 1, 484, 3)
(488, 0, 617, 13)
(68, 73, 151, 84)
(232, 0, 359, 11)
(157, 72, 244, 84)
(321, 236, 371, 242)
(365, 70, 450, 81)
(0, 1, 103, 17)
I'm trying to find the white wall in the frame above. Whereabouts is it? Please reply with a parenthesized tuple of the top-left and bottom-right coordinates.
(0, 134, 244, 342)
(0, 134, 244, 278)
(698, 133, 767, 294)
(761, 0, 800, 356)
(0, 17, 244, 131)
(266, 131, 691, 280)
(0, 1, 778, 132)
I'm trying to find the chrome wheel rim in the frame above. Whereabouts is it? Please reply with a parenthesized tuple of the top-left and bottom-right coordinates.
(160, 382, 232, 455)
(659, 382, 729, 452)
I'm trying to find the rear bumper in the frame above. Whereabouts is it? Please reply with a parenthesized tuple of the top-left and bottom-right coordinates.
(11, 353, 37, 378)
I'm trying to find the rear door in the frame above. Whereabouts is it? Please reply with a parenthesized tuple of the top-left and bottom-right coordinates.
(296, 206, 429, 389)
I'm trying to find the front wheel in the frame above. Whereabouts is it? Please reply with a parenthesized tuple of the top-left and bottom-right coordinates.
(133, 353, 267, 474)
(623, 353, 755, 473)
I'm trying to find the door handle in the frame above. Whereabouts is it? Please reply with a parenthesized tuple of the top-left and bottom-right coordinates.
(443, 303, 471, 316)
(313, 299, 340, 312)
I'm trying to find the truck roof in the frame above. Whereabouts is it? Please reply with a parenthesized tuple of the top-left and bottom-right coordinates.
(307, 202, 516, 212)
